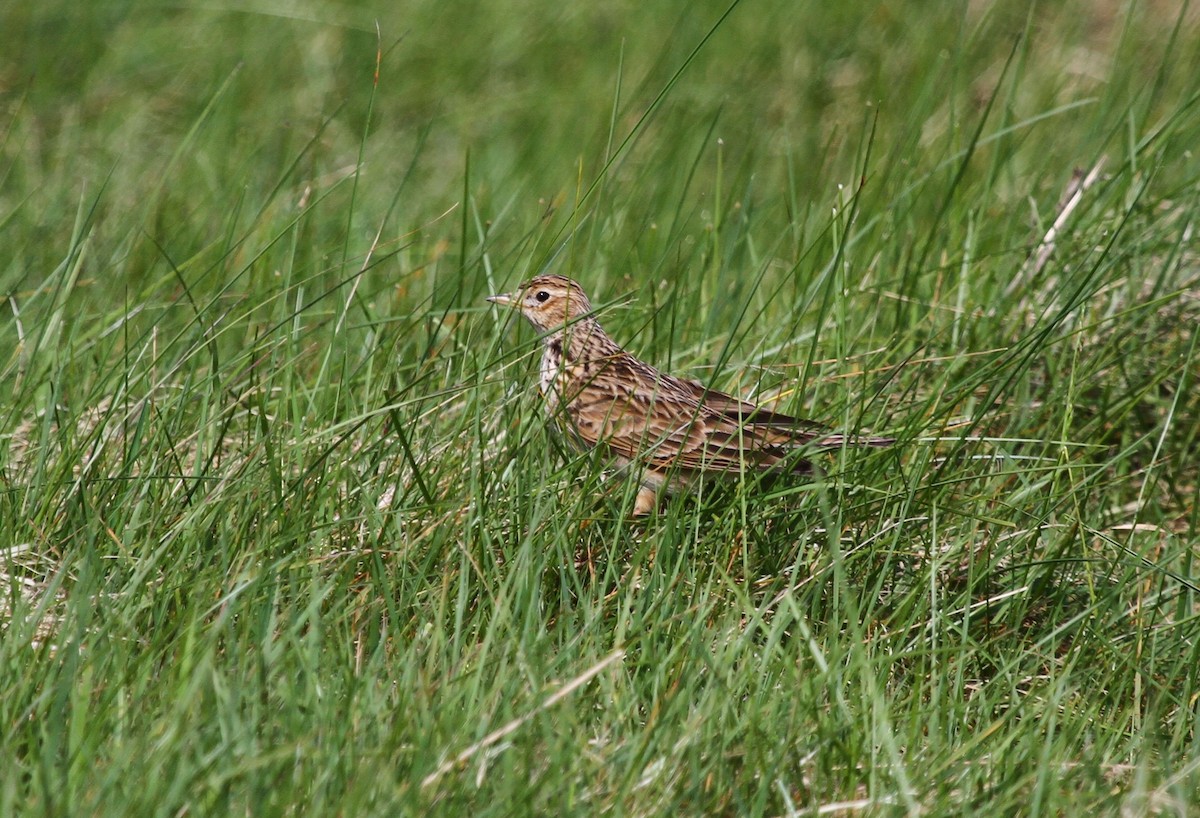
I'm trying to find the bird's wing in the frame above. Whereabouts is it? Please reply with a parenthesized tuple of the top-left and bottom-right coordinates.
(671, 374, 894, 448)
(564, 374, 810, 474)
(668, 374, 836, 437)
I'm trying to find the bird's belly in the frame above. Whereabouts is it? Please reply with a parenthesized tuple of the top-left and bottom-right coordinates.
(539, 353, 561, 410)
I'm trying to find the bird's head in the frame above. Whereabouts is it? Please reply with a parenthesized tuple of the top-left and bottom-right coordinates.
(486, 275, 596, 333)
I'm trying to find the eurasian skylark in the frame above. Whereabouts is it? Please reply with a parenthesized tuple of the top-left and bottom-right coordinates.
(488, 275, 892, 515)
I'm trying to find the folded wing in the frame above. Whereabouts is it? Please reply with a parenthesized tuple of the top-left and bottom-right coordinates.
(565, 378, 817, 475)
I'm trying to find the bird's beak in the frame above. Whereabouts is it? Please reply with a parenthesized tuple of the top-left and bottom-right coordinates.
(486, 292, 516, 307)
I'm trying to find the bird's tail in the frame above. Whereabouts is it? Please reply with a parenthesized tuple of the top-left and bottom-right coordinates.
(811, 433, 895, 449)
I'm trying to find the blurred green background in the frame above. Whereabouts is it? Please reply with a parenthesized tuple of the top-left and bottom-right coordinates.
(5, 0, 1194, 306)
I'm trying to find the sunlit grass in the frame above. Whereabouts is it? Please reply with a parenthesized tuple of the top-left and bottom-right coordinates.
(2, 0, 1199, 815)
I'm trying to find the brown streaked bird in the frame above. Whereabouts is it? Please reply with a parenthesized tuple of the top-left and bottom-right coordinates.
(487, 275, 892, 515)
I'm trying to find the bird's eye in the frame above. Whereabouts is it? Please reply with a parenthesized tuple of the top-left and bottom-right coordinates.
(535, 291, 550, 303)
